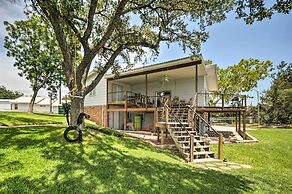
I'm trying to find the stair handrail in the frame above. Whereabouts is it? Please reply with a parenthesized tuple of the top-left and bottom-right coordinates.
(163, 98, 191, 136)
(188, 105, 220, 137)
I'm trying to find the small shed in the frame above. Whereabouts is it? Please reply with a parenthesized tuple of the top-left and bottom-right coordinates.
(10, 96, 45, 111)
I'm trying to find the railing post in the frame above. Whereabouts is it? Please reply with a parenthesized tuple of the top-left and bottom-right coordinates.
(190, 134, 194, 162)
(221, 94, 224, 109)
(218, 133, 223, 160)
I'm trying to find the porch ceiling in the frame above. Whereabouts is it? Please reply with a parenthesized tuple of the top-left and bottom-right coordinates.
(113, 65, 206, 84)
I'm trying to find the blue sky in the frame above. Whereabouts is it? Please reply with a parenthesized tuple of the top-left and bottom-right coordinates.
(0, 2, 291, 104)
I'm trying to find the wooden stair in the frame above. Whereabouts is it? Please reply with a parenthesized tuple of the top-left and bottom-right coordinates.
(165, 107, 218, 163)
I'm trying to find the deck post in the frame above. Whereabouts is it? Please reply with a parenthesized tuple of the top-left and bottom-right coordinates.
(239, 111, 241, 133)
(118, 111, 121, 130)
(195, 64, 198, 94)
(106, 79, 109, 127)
(112, 112, 115, 129)
(190, 134, 194, 162)
(145, 74, 148, 108)
(161, 125, 165, 144)
(243, 111, 246, 139)
(124, 91, 128, 130)
(221, 94, 224, 109)
(218, 133, 223, 160)
(123, 111, 127, 130)
(235, 112, 238, 132)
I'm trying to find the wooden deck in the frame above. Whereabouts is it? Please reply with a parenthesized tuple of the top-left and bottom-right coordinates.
(196, 106, 246, 112)
(107, 107, 156, 112)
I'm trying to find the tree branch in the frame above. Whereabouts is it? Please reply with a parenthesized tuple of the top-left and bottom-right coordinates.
(82, 0, 98, 43)
(35, 0, 73, 88)
(84, 45, 124, 95)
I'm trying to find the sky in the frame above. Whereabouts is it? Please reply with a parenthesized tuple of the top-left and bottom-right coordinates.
(0, 1, 291, 105)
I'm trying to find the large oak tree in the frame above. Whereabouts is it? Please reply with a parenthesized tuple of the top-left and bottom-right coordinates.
(27, 0, 291, 124)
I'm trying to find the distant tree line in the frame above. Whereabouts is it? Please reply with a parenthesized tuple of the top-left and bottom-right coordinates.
(0, 85, 23, 99)
(260, 62, 292, 125)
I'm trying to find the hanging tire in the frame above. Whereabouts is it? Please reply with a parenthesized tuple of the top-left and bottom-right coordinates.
(63, 126, 82, 142)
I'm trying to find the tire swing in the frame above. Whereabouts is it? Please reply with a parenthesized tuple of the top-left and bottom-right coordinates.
(63, 108, 90, 143)
(63, 125, 82, 142)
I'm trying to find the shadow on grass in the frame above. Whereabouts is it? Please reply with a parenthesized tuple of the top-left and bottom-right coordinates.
(0, 114, 63, 126)
(0, 126, 254, 193)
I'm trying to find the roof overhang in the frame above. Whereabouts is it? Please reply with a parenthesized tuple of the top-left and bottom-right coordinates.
(106, 56, 205, 81)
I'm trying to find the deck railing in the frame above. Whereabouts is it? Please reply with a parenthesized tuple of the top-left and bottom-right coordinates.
(107, 91, 247, 111)
(195, 92, 247, 109)
(107, 91, 165, 108)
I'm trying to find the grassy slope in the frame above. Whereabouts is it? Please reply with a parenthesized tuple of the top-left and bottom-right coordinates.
(0, 126, 252, 194)
(0, 111, 66, 126)
(0, 123, 291, 193)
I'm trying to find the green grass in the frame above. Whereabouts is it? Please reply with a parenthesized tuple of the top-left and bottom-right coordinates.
(212, 128, 292, 193)
(0, 111, 66, 126)
(0, 114, 291, 193)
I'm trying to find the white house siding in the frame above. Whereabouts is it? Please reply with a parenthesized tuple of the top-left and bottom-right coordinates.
(130, 76, 206, 105)
(14, 103, 29, 111)
(85, 77, 107, 106)
(34, 105, 59, 114)
(0, 100, 11, 110)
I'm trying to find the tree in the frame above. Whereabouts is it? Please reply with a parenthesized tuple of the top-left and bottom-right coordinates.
(4, 12, 62, 112)
(207, 59, 272, 105)
(219, 59, 272, 96)
(0, 85, 23, 99)
(28, 0, 291, 124)
(260, 61, 292, 124)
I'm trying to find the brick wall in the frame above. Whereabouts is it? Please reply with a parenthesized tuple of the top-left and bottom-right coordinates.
(84, 105, 108, 126)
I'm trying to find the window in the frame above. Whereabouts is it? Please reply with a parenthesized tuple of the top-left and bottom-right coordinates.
(111, 84, 124, 101)
(14, 104, 18, 110)
(89, 88, 96, 96)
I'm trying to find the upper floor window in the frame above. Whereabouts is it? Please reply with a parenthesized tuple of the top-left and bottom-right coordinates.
(89, 88, 96, 96)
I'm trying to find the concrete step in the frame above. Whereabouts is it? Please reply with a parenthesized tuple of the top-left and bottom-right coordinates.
(191, 158, 222, 163)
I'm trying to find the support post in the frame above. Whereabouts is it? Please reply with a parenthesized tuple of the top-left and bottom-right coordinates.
(190, 134, 194, 162)
(157, 127, 160, 142)
(123, 111, 127, 130)
(243, 111, 246, 139)
(145, 74, 148, 108)
(195, 64, 198, 94)
(239, 111, 241, 132)
(222, 94, 224, 109)
(112, 112, 115, 129)
(235, 112, 238, 132)
(161, 125, 165, 144)
(218, 133, 223, 160)
(118, 111, 121, 130)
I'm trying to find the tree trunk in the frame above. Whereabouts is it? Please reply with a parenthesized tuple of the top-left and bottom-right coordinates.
(70, 96, 84, 126)
(28, 89, 39, 113)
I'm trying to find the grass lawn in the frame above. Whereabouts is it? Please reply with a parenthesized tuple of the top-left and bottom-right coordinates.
(0, 118, 291, 193)
(0, 111, 66, 126)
